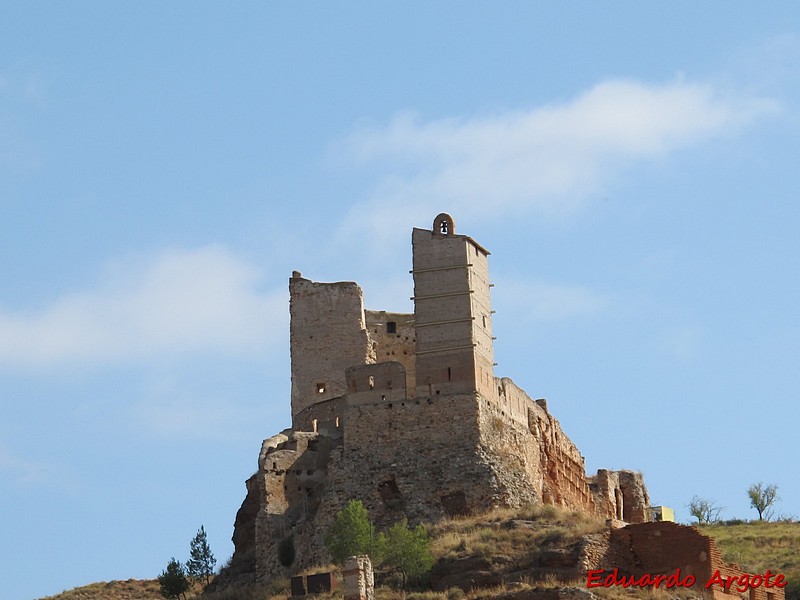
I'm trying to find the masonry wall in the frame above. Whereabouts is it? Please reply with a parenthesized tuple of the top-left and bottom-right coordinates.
(345, 362, 408, 405)
(412, 217, 496, 401)
(293, 396, 348, 434)
(290, 276, 373, 423)
(609, 522, 785, 600)
(475, 381, 596, 513)
(340, 391, 489, 524)
(365, 310, 416, 396)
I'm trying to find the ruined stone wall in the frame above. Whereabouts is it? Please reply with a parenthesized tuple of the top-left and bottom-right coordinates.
(290, 276, 373, 423)
(607, 521, 785, 600)
(611, 522, 713, 582)
(365, 310, 416, 395)
(589, 469, 650, 524)
(293, 396, 348, 434)
(257, 432, 337, 518)
(253, 430, 343, 583)
(476, 392, 543, 506)
(476, 385, 596, 514)
(528, 402, 596, 513)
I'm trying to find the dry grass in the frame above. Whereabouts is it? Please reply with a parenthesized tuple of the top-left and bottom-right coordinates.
(700, 520, 800, 600)
(38, 579, 164, 600)
(46, 508, 800, 600)
(429, 503, 604, 566)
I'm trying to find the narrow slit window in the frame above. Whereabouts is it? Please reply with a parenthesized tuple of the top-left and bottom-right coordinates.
(316, 382, 325, 394)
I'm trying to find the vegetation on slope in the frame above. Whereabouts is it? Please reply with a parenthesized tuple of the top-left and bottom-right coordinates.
(700, 520, 800, 600)
(40, 511, 800, 600)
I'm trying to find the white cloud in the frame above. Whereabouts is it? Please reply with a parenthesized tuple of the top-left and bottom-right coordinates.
(335, 78, 778, 243)
(493, 278, 608, 322)
(0, 245, 286, 368)
(0, 444, 70, 489)
(659, 326, 703, 360)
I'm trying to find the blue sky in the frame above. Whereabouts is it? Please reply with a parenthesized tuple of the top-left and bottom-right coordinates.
(2, 3, 800, 598)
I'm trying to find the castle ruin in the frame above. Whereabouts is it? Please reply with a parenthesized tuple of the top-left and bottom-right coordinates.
(224, 213, 650, 584)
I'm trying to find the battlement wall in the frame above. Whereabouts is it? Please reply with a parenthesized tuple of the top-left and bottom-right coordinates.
(495, 376, 535, 426)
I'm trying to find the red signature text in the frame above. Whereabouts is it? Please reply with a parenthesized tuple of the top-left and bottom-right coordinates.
(586, 568, 787, 592)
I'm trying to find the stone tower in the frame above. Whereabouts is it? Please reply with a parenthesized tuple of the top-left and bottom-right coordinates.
(412, 213, 496, 401)
(288, 274, 372, 423)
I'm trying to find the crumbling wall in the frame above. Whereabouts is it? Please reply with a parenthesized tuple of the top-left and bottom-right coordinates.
(251, 430, 343, 583)
(293, 396, 348, 434)
(476, 383, 596, 513)
(589, 470, 650, 523)
(605, 521, 786, 600)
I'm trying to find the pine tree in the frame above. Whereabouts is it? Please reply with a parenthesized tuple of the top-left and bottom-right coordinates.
(382, 518, 434, 589)
(186, 525, 217, 586)
(324, 500, 382, 565)
(158, 557, 190, 600)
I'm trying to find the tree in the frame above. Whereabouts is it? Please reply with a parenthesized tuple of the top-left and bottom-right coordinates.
(748, 482, 779, 521)
(186, 525, 217, 586)
(324, 500, 381, 565)
(382, 518, 434, 589)
(158, 557, 190, 600)
(687, 495, 723, 524)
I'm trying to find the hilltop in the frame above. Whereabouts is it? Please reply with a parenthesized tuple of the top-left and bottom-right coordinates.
(38, 508, 800, 600)
(699, 520, 800, 600)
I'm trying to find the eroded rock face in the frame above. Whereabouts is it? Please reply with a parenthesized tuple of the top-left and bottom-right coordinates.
(221, 216, 651, 586)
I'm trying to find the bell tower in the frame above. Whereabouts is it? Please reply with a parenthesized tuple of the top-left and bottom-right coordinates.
(411, 213, 496, 400)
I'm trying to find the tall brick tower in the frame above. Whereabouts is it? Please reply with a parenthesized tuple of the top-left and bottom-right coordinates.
(411, 213, 496, 401)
